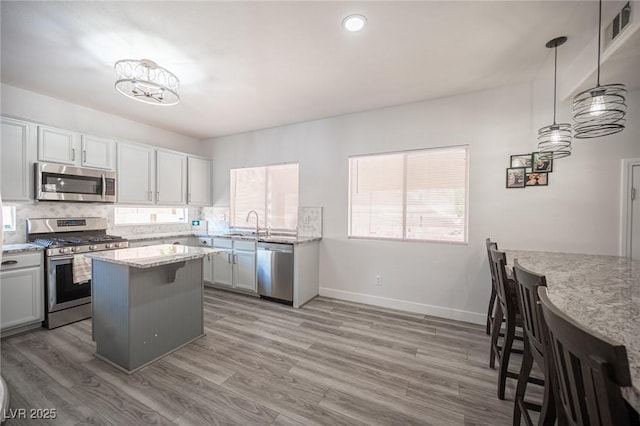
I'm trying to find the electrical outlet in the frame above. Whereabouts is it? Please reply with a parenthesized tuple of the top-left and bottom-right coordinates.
(375, 275, 382, 286)
(303, 215, 310, 224)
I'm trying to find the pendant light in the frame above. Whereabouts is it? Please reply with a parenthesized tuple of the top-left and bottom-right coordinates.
(572, 0, 627, 138)
(538, 36, 572, 160)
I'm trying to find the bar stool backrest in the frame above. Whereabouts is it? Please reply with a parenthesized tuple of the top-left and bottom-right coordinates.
(489, 247, 510, 314)
(537, 286, 632, 426)
(513, 259, 547, 362)
(485, 238, 498, 291)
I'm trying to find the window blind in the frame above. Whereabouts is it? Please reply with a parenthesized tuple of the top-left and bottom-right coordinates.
(230, 164, 299, 231)
(349, 146, 467, 243)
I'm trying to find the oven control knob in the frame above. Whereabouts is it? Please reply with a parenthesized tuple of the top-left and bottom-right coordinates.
(89, 245, 97, 250)
(105, 243, 113, 249)
(71, 247, 80, 252)
(115, 243, 121, 248)
(59, 248, 69, 254)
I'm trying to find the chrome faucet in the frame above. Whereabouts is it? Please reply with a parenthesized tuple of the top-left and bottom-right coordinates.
(246, 210, 259, 235)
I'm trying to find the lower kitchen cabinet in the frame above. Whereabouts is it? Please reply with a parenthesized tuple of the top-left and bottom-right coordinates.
(209, 238, 256, 293)
(0, 251, 44, 335)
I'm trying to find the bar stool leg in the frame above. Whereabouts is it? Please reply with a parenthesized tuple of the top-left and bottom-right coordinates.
(489, 303, 503, 369)
(498, 311, 515, 400)
(513, 340, 533, 426)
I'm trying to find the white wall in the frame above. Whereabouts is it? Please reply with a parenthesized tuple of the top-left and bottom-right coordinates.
(0, 84, 205, 156)
(204, 82, 640, 324)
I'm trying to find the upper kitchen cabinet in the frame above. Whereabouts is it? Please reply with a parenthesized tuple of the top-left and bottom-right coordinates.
(81, 135, 115, 170)
(37, 125, 80, 165)
(187, 157, 212, 206)
(117, 142, 187, 206)
(156, 149, 187, 205)
(1, 116, 35, 201)
(117, 142, 155, 204)
(37, 125, 115, 170)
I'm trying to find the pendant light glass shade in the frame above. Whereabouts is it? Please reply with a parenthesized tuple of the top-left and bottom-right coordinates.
(572, 0, 626, 138)
(537, 36, 572, 160)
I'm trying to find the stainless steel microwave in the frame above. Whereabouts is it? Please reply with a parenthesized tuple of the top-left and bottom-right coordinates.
(35, 163, 116, 203)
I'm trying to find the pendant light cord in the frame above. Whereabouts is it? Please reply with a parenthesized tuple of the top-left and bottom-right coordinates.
(596, 0, 602, 86)
(553, 44, 558, 124)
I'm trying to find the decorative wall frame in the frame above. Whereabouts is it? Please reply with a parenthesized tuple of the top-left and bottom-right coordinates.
(506, 168, 526, 188)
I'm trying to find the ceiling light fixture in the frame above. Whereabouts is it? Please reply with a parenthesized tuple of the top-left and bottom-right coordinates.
(114, 59, 180, 106)
(342, 14, 367, 32)
(537, 36, 572, 160)
(572, 0, 626, 138)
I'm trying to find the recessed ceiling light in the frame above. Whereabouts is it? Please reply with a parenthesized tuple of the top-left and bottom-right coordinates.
(342, 14, 367, 32)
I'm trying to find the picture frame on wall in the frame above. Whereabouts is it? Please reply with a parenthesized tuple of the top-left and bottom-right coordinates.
(506, 167, 526, 188)
(525, 172, 549, 186)
(532, 152, 553, 172)
(510, 154, 532, 168)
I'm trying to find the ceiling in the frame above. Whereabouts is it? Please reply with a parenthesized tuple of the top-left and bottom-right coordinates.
(0, 1, 636, 140)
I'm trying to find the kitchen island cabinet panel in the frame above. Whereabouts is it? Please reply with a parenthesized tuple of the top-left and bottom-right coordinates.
(91, 256, 204, 373)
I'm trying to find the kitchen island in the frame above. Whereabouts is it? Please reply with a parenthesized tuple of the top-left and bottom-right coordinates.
(86, 244, 223, 373)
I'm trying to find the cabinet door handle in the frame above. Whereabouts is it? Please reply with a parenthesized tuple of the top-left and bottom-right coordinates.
(71, 148, 75, 161)
(1, 260, 18, 265)
(234, 254, 238, 264)
(148, 190, 152, 201)
(156, 191, 159, 202)
(83, 150, 87, 163)
(227, 253, 232, 264)
(188, 193, 192, 203)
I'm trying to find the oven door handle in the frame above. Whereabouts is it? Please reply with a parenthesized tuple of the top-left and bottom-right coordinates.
(51, 256, 75, 261)
(101, 174, 106, 199)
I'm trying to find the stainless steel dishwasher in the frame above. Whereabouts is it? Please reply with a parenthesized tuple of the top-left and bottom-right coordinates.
(257, 242, 294, 305)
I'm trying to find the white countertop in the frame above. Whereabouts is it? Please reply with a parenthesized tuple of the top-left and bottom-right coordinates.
(85, 244, 225, 268)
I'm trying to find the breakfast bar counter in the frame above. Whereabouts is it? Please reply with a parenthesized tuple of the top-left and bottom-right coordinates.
(86, 244, 224, 373)
(505, 250, 640, 411)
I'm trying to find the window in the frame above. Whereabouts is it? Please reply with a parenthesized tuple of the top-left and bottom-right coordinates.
(230, 164, 299, 231)
(114, 207, 188, 225)
(2, 205, 16, 232)
(349, 146, 468, 243)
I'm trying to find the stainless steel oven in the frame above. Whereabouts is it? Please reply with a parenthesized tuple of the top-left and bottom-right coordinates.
(28, 217, 128, 329)
(35, 163, 116, 203)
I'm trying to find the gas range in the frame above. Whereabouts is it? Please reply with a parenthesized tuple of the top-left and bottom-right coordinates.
(27, 217, 128, 256)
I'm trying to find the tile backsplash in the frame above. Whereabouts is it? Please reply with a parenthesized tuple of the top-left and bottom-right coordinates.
(4, 202, 322, 245)
(3, 202, 202, 244)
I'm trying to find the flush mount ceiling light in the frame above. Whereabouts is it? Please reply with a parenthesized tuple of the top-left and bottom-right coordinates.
(114, 59, 180, 106)
(342, 14, 367, 32)
(538, 36, 572, 160)
(572, 0, 627, 138)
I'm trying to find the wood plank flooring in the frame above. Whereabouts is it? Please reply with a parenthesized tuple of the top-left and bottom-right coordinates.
(1, 288, 535, 425)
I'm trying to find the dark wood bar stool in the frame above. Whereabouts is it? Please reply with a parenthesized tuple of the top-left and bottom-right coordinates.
(538, 286, 640, 426)
(489, 247, 532, 400)
(512, 260, 556, 426)
(485, 238, 498, 335)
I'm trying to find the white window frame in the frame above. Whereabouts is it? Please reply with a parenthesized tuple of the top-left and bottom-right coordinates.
(348, 145, 469, 244)
(113, 206, 189, 226)
(230, 163, 299, 232)
(2, 205, 16, 232)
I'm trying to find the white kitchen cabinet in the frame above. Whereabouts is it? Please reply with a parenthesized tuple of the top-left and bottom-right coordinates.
(211, 239, 256, 292)
(38, 125, 114, 169)
(187, 157, 212, 206)
(81, 135, 114, 169)
(156, 150, 187, 205)
(233, 248, 257, 292)
(37, 125, 80, 165)
(117, 142, 155, 204)
(1, 116, 35, 201)
(0, 251, 44, 334)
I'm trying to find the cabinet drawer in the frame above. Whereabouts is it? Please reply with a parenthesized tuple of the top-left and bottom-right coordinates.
(1, 252, 42, 271)
(233, 240, 256, 252)
(213, 239, 233, 249)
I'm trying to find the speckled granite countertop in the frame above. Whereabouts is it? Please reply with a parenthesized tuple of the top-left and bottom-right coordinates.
(2, 243, 44, 254)
(85, 244, 225, 268)
(506, 250, 640, 411)
(117, 232, 202, 242)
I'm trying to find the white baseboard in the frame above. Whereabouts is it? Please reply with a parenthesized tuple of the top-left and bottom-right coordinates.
(319, 287, 485, 325)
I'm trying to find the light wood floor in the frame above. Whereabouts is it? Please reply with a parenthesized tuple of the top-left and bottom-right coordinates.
(1, 288, 536, 425)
